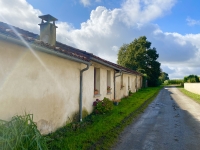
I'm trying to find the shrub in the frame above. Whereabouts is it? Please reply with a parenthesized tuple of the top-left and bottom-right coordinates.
(184, 75, 200, 83)
(164, 80, 169, 85)
(0, 114, 49, 150)
(93, 97, 113, 114)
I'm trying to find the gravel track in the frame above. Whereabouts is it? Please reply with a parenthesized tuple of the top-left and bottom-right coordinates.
(112, 86, 200, 150)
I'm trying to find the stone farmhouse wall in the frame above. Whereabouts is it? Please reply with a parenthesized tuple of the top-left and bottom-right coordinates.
(184, 83, 200, 95)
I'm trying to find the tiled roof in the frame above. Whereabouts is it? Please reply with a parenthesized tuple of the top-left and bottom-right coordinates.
(0, 21, 142, 76)
(0, 22, 90, 62)
(92, 55, 142, 75)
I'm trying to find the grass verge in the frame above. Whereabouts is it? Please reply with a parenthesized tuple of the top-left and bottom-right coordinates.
(46, 86, 162, 150)
(177, 87, 200, 104)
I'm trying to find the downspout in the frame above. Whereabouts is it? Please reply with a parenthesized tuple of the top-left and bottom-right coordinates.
(136, 75, 137, 92)
(114, 70, 122, 100)
(79, 62, 91, 122)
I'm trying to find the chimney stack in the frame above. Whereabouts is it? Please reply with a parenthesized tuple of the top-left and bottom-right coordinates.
(38, 14, 58, 46)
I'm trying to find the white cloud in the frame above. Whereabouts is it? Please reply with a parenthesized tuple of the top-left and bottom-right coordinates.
(79, 0, 101, 6)
(0, 0, 199, 79)
(121, 0, 176, 26)
(0, 0, 41, 33)
(80, 0, 91, 6)
(161, 64, 200, 79)
(186, 17, 200, 26)
(152, 31, 198, 63)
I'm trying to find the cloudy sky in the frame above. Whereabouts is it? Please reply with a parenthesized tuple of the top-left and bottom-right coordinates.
(0, 0, 200, 79)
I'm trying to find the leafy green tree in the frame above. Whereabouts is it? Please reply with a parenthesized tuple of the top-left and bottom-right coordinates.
(159, 72, 169, 83)
(117, 36, 161, 87)
(184, 75, 200, 83)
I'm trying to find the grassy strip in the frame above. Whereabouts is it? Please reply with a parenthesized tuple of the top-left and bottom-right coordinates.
(177, 87, 200, 104)
(47, 87, 162, 150)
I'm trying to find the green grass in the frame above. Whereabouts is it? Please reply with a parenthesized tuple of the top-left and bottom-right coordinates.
(0, 114, 49, 150)
(178, 87, 200, 104)
(46, 86, 162, 150)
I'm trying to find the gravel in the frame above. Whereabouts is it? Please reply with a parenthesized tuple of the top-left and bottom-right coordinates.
(112, 86, 200, 150)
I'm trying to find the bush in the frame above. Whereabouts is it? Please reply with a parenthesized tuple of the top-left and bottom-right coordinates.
(184, 75, 200, 83)
(93, 97, 113, 114)
(164, 80, 169, 85)
(0, 114, 49, 150)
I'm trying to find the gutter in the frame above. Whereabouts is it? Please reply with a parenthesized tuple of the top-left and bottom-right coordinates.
(0, 33, 91, 122)
(114, 70, 122, 100)
(79, 62, 91, 122)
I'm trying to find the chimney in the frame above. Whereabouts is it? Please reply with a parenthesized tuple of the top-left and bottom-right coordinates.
(38, 14, 58, 46)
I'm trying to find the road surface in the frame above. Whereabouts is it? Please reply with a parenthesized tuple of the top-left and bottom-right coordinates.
(112, 86, 200, 150)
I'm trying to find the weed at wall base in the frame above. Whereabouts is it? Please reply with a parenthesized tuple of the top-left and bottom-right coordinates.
(0, 114, 49, 150)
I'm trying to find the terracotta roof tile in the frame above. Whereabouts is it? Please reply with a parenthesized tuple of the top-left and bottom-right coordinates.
(92, 55, 142, 75)
(0, 22, 90, 62)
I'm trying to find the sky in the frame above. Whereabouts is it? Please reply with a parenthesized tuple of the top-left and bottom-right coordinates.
(0, 0, 200, 79)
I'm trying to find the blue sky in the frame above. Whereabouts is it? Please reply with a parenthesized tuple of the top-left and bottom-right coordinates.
(26, 0, 200, 34)
(152, 0, 200, 34)
(26, 0, 122, 27)
(0, 0, 200, 79)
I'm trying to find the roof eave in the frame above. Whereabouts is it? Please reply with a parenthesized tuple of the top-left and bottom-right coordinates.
(91, 57, 120, 71)
(0, 33, 90, 65)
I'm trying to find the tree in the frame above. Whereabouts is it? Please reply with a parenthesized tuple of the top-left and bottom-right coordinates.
(159, 72, 169, 83)
(184, 75, 199, 83)
(117, 36, 161, 87)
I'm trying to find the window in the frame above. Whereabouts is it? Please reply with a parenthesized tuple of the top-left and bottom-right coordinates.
(94, 68, 100, 94)
(107, 70, 111, 92)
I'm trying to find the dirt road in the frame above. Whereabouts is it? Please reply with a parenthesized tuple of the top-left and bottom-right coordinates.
(112, 86, 200, 150)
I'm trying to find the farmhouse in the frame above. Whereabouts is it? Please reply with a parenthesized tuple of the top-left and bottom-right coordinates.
(0, 15, 142, 134)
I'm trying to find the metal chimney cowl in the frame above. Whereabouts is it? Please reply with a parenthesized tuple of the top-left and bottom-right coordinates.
(38, 14, 58, 46)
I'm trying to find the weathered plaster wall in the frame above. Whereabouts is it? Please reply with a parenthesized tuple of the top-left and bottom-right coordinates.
(184, 83, 200, 95)
(82, 65, 95, 114)
(137, 76, 142, 89)
(92, 62, 114, 101)
(115, 74, 121, 100)
(130, 75, 137, 92)
(115, 73, 141, 100)
(121, 74, 130, 97)
(0, 40, 84, 134)
(0, 38, 143, 134)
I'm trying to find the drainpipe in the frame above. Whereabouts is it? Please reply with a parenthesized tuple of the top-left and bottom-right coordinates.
(114, 70, 122, 100)
(79, 62, 91, 122)
(136, 75, 137, 92)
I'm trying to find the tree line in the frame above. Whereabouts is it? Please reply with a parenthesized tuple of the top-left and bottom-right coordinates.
(164, 75, 200, 85)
